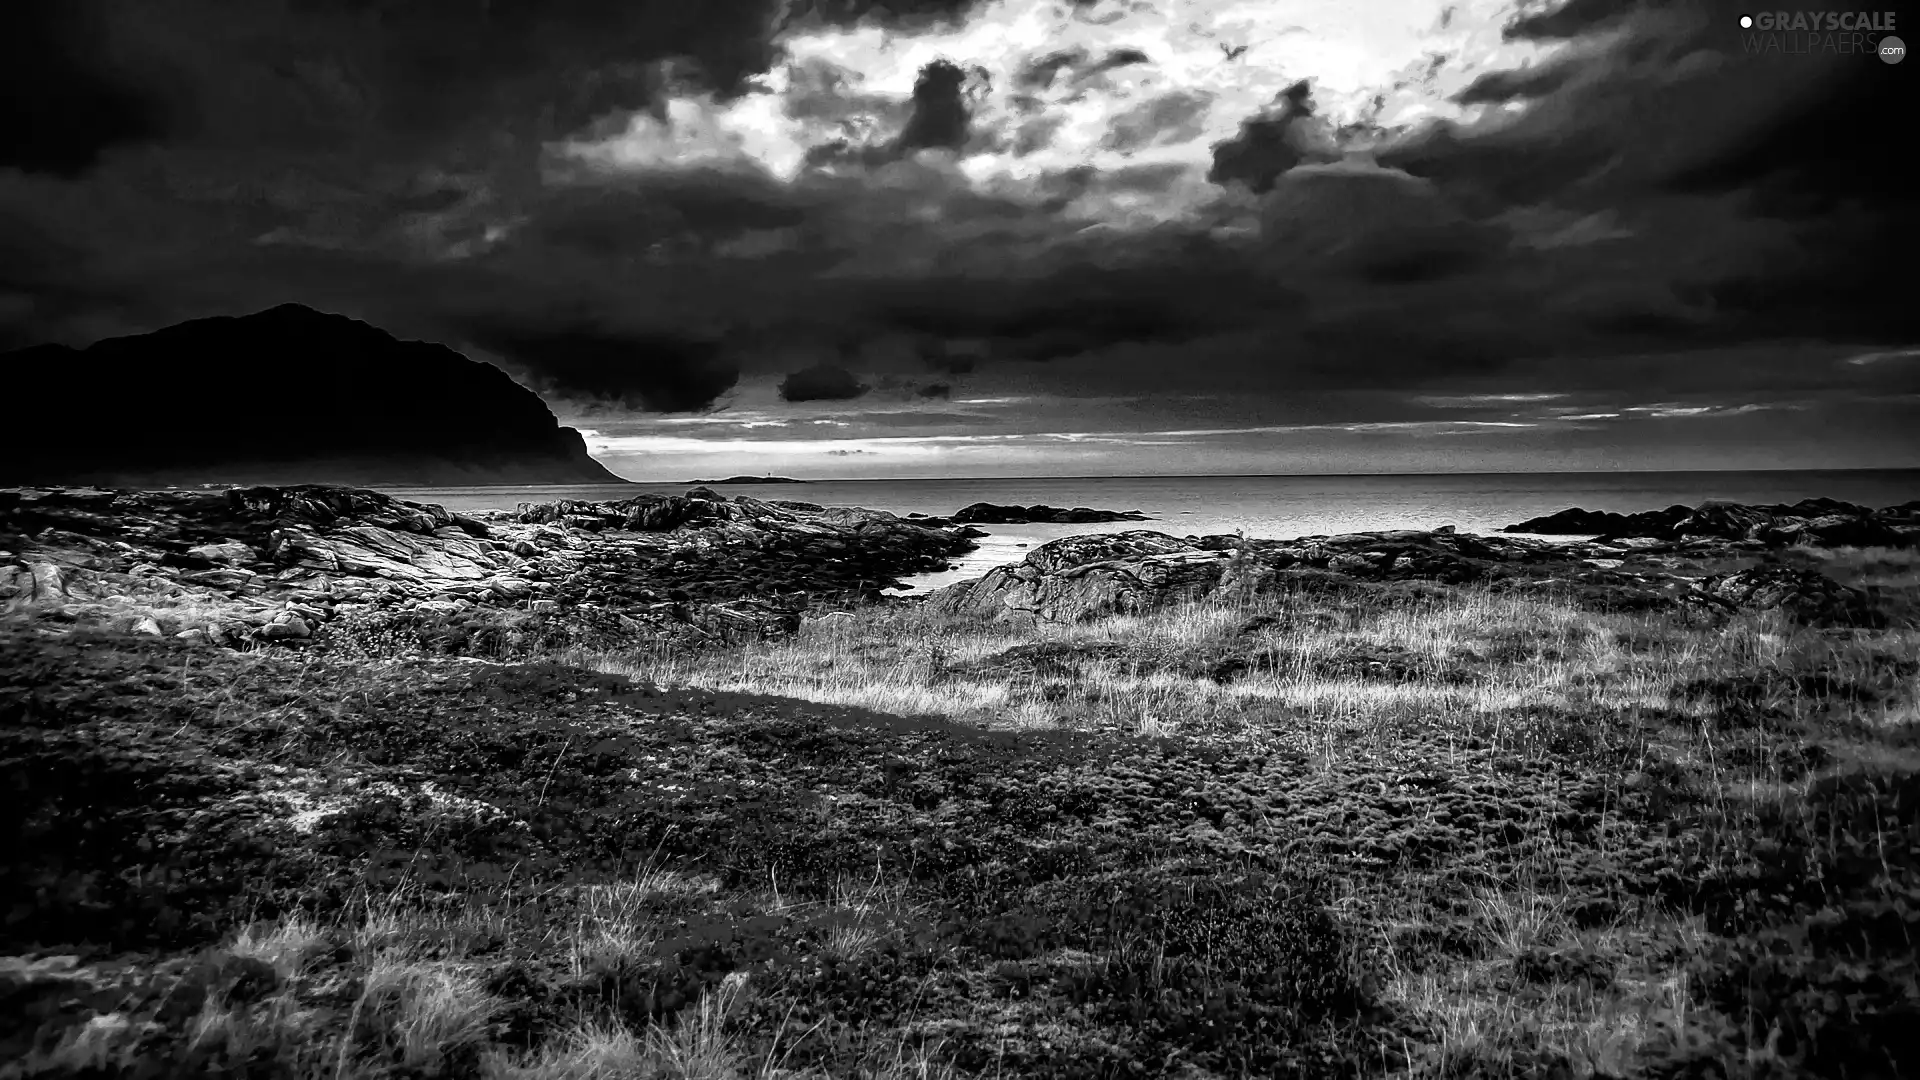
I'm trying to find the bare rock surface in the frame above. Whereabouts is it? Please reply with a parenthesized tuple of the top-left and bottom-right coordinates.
(1693, 563, 1884, 628)
(0, 484, 976, 650)
(926, 525, 1897, 627)
(6, 487, 1908, 652)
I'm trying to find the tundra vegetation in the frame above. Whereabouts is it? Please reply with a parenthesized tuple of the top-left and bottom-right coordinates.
(2, 491, 1917, 1079)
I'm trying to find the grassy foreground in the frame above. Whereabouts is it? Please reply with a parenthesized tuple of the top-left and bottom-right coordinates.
(3, 547, 1918, 1079)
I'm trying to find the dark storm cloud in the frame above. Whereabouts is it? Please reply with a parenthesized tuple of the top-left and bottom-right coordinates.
(879, 287, 1208, 361)
(1381, 1, 1902, 208)
(468, 324, 741, 412)
(0, 216, 101, 345)
(0, 0, 893, 405)
(98, 0, 793, 159)
(7, 0, 1914, 463)
(868, 246, 1289, 362)
(782, 0, 983, 31)
(1503, 0, 1638, 40)
(517, 172, 809, 255)
(1682, 203, 1918, 342)
(1372, 0, 1918, 344)
(780, 362, 871, 402)
(1104, 162, 1195, 194)
(1451, 56, 1583, 104)
(1343, 228, 1499, 284)
(1298, 311, 1540, 379)
(1206, 80, 1337, 194)
(922, 349, 976, 376)
(895, 60, 982, 154)
(1382, 5, 1804, 206)
(1254, 159, 1505, 286)
(1, 0, 172, 176)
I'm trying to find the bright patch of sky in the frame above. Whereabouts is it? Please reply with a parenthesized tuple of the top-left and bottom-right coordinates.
(566, 0, 1555, 222)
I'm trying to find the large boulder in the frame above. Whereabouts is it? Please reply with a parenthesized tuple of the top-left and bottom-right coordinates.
(514, 488, 744, 532)
(228, 485, 490, 537)
(1691, 563, 1883, 627)
(926, 527, 1721, 621)
(267, 524, 505, 582)
(927, 532, 1230, 622)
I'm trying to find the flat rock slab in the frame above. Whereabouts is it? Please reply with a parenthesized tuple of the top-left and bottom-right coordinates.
(0, 484, 979, 647)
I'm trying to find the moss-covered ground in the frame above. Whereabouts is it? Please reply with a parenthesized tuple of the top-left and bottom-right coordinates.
(3, 547, 1917, 1079)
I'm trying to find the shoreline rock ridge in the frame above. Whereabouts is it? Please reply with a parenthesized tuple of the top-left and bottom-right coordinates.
(0, 484, 977, 649)
(927, 505, 1907, 627)
(4, 492, 1909, 654)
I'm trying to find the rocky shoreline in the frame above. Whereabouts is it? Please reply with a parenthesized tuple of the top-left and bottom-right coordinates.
(5, 487, 1915, 659)
(924, 521, 1906, 629)
(0, 485, 979, 653)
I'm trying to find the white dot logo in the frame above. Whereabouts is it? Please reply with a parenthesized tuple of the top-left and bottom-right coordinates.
(1739, 14, 1753, 28)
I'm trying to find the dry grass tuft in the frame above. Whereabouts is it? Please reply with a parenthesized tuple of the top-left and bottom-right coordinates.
(9, 540, 1916, 1080)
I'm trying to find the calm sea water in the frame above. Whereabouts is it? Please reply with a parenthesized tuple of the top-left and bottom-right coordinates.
(384, 470, 1920, 594)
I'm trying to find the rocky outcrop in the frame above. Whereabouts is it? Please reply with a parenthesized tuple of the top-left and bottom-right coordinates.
(9, 486, 1907, 652)
(1506, 499, 1920, 548)
(502, 488, 975, 606)
(1692, 564, 1884, 628)
(926, 526, 1896, 627)
(926, 532, 1226, 622)
(942, 503, 1153, 525)
(0, 304, 625, 486)
(927, 529, 1522, 623)
(0, 484, 976, 650)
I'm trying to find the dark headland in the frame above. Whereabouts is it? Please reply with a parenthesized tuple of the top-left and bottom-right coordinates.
(0, 304, 626, 488)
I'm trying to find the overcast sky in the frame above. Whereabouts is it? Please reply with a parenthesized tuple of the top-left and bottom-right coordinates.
(4, 0, 1916, 479)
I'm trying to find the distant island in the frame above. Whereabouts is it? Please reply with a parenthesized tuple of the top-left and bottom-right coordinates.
(948, 502, 1152, 524)
(0, 304, 625, 487)
(685, 475, 809, 484)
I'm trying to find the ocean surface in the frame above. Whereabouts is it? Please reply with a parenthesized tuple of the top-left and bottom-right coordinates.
(383, 470, 1920, 595)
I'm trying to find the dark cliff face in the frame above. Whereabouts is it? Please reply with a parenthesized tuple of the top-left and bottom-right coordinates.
(0, 304, 626, 486)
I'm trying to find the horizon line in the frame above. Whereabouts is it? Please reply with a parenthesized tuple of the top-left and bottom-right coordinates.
(597, 465, 1920, 484)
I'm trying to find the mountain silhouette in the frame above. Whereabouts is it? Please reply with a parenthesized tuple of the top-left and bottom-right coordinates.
(0, 304, 626, 486)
